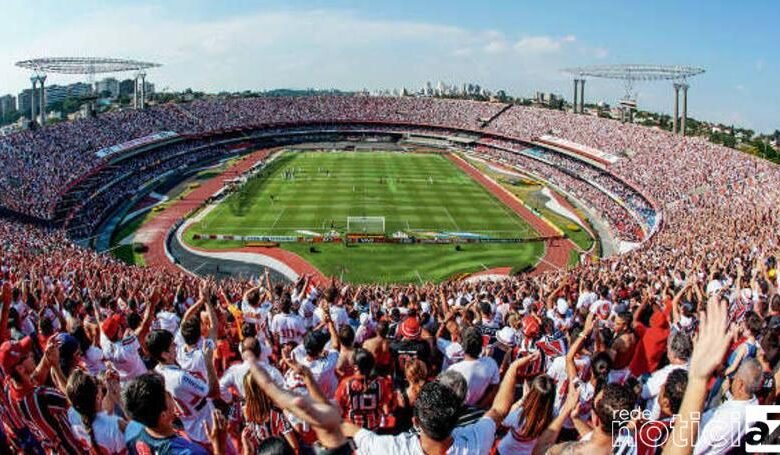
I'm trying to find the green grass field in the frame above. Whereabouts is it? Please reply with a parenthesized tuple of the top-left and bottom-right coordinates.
(184, 151, 546, 283)
(190, 151, 537, 238)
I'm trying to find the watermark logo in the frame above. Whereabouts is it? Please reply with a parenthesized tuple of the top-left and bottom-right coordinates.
(611, 409, 703, 451)
(746, 405, 780, 453)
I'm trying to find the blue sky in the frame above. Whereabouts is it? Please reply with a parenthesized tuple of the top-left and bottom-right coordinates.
(1, 0, 777, 132)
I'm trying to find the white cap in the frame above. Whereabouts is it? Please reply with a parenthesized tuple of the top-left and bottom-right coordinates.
(496, 326, 517, 346)
(556, 298, 569, 315)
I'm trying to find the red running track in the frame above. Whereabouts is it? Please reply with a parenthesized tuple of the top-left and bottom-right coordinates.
(140, 150, 573, 283)
(139, 149, 327, 284)
(445, 154, 576, 276)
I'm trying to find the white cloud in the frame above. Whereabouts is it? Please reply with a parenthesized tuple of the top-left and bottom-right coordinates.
(0, 7, 593, 100)
(514, 36, 563, 53)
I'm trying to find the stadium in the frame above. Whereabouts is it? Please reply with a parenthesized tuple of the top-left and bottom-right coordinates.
(0, 6, 778, 453)
(3, 95, 672, 284)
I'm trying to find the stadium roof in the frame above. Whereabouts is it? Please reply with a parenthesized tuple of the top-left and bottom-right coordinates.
(562, 64, 705, 81)
(15, 57, 161, 74)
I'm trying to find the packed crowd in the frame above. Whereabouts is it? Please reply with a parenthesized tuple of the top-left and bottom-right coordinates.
(65, 142, 234, 239)
(1, 96, 780, 454)
(1, 191, 779, 454)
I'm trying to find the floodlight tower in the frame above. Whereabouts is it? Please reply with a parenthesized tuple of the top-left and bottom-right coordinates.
(563, 64, 705, 134)
(15, 57, 162, 127)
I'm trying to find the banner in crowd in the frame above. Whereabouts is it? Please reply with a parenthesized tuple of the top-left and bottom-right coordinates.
(96, 131, 180, 158)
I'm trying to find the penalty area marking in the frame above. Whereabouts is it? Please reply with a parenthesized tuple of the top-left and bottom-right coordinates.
(442, 207, 461, 231)
(270, 208, 287, 229)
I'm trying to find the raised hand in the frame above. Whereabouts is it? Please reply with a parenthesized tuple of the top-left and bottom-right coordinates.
(204, 410, 228, 455)
(689, 296, 733, 381)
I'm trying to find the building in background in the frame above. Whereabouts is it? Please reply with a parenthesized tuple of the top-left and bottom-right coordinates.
(119, 79, 135, 97)
(0, 95, 16, 118)
(95, 77, 120, 98)
(17, 88, 39, 117)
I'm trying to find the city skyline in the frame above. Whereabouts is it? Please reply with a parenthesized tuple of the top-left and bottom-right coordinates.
(0, 0, 777, 132)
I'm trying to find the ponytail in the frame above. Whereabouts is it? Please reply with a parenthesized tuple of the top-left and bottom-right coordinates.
(66, 370, 100, 454)
(243, 371, 272, 424)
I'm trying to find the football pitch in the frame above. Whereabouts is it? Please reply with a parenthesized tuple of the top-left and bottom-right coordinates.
(185, 150, 544, 282)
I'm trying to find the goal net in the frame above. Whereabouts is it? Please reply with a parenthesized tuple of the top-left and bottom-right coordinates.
(346, 216, 385, 233)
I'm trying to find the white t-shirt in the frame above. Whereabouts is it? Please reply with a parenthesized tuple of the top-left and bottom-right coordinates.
(155, 363, 214, 444)
(641, 362, 689, 420)
(298, 299, 317, 329)
(67, 409, 125, 454)
(13, 300, 37, 335)
(100, 333, 147, 382)
(271, 313, 307, 345)
(694, 395, 759, 455)
(447, 357, 500, 406)
(546, 355, 593, 429)
(83, 345, 106, 376)
(314, 305, 349, 330)
(242, 300, 271, 341)
(291, 345, 340, 398)
(154, 311, 181, 334)
(576, 291, 597, 311)
(437, 338, 465, 371)
(353, 416, 497, 455)
(219, 360, 285, 402)
(498, 407, 537, 455)
(174, 332, 216, 380)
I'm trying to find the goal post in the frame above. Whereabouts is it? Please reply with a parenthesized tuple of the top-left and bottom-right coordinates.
(346, 216, 385, 233)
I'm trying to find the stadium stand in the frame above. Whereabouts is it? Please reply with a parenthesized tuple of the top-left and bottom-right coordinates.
(0, 96, 777, 454)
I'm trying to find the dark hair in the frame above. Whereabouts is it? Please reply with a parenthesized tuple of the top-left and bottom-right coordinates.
(324, 286, 338, 304)
(303, 330, 327, 357)
(461, 327, 483, 358)
(39, 317, 54, 336)
(280, 296, 292, 314)
(376, 321, 389, 338)
(338, 325, 355, 348)
(257, 436, 295, 455)
(354, 348, 375, 376)
(616, 311, 633, 327)
(70, 326, 92, 355)
(127, 312, 142, 331)
(145, 329, 174, 362)
(242, 336, 261, 358)
(242, 322, 257, 338)
(662, 369, 688, 415)
(413, 382, 461, 441)
(591, 352, 613, 395)
(123, 373, 168, 428)
(668, 331, 693, 361)
(515, 375, 556, 439)
(479, 302, 492, 316)
(594, 383, 635, 434)
(745, 311, 763, 336)
(180, 316, 202, 346)
(771, 295, 780, 313)
(66, 370, 100, 452)
(246, 290, 260, 307)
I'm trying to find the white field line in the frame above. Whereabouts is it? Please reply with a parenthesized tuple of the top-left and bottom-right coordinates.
(270, 208, 287, 228)
(442, 207, 461, 231)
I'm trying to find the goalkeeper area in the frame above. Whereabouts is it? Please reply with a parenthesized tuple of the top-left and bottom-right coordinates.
(185, 150, 544, 282)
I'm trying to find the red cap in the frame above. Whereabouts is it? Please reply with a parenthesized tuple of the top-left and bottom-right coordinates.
(102, 314, 124, 340)
(399, 317, 422, 340)
(0, 337, 33, 375)
(521, 315, 541, 339)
